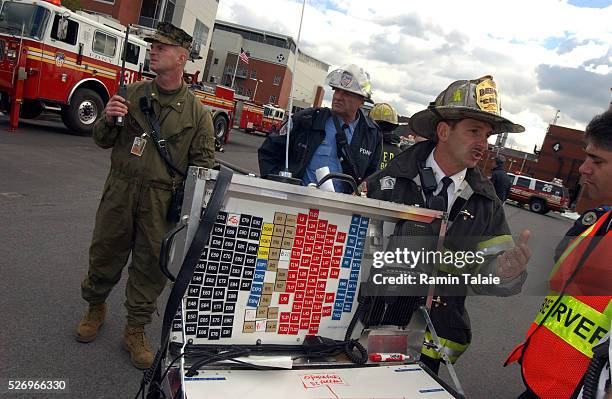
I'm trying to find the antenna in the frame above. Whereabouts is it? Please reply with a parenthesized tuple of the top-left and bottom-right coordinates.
(551, 109, 560, 125)
(281, 0, 306, 178)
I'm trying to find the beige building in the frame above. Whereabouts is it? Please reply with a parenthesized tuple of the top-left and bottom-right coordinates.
(204, 20, 328, 111)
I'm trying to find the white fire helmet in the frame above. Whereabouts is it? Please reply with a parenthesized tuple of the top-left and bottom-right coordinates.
(325, 64, 372, 100)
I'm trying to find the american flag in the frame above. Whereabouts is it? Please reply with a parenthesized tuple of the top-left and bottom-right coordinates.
(239, 48, 249, 64)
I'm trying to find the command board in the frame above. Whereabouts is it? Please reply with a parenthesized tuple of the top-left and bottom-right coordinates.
(171, 198, 370, 344)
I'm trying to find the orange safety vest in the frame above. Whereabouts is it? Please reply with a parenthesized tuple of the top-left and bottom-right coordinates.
(505, 210, 612, 399)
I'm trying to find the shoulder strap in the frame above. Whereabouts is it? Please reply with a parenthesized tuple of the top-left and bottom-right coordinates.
(142, 83, 186, 178)
(145, 166, 233, 397)
(332, 115, 362, 183)
(332, 114, 362, 184)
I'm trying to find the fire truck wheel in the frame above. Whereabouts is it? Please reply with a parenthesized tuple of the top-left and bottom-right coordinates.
(529, 198, 548, 214)
(63, 89, 104, 136)
(213, 114, 228, 144)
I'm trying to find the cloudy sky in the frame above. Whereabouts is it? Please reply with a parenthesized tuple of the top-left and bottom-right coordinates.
(218, 0, 611, 151)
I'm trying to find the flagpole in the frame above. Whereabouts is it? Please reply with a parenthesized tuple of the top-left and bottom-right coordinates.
(230, 50, 240, 89)
(282, 0, 306, 174)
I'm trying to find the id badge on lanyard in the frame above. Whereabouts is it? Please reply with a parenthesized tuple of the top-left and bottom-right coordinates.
(130, 134, 148, 156)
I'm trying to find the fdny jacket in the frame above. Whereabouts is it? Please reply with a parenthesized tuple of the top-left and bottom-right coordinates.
(258, 107, 382, 185)
(364, 140, 526, 364)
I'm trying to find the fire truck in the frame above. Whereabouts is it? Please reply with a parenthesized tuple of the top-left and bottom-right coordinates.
(0, 0, 235, 140)
(190, 83, 235, 143)
(235, 101, 284, 135)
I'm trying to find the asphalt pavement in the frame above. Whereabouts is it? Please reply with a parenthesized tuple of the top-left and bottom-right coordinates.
(0, 116, 574, 398)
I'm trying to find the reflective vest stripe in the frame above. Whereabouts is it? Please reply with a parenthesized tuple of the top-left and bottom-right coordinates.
(548, 222, 599, 279)
(421, 331, 469, 363)
(534, 295, 610, 357)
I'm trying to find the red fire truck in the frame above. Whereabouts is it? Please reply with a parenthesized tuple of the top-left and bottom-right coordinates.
(190, 83, 235, 143)
(0, 0, 235, 140)
(235, 101, 284, 135)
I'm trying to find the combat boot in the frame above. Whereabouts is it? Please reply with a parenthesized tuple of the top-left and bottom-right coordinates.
(122, 325, 154, 369)
(75, 303, 107, 343)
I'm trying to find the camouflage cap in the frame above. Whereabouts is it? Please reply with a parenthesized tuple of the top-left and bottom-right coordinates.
(144, 22, 193, 51)
(409, 75, 525, 140)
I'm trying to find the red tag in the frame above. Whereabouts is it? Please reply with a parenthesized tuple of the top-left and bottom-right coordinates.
(318, 220, 328, 231)
(322, 306, 332, 317)
(289, 325, 299, 335)
(279, 294, 290, 305)
(280, 312, 290, 323)
(331, 257, 341, 268)
(336, 232, 346, 243)
(325, 293, 335, 303)
(333, 246, 343, 256)
(308, 209, 319, 220)
(330, 268, 340, 279)
(290, 313, 300, 323)
(297, 213, 308, 225)
(278, 324, 289, 334)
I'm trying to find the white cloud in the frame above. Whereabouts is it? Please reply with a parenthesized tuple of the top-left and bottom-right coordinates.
(218, 0, 612, 151)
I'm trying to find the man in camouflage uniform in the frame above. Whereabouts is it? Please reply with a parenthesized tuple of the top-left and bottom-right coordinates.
(75, 22, 215, 370)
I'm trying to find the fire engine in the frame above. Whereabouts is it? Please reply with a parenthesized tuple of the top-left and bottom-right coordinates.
(189, 83, 235, 143)
(234, 101, 284, 135)
(0, 0, 235, 139)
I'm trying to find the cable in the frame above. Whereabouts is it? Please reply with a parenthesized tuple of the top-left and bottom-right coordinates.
(343, 300, 368, 364)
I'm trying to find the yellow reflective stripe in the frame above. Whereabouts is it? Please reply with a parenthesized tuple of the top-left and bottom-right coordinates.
(476, 235, 514, 256)
(421, 331, 469, 363)
(534, 295, 611, 357)
(548, 223, 598, 279)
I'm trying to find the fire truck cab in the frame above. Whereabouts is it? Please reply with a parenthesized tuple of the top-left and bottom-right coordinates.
(0, 0, 147, 134)
(262, 103, 284, 134)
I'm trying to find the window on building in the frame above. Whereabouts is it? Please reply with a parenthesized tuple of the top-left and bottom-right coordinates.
(246, 88, 252, 97)
(213, 58, 219, 65)
(93, 31, 117, 57)
(269, 95, 277, 104)
(138, 0, 159, 28)
(192, 19, 209, 57)
(250, 70, 257, 79)
(50, 15, 79, 45)
(516, 177, 531, 188)
(273, 74, 281, 85)
(209, 76, 215, 83)
(236, 86, 243, 95)
(163, 0, 175, 23)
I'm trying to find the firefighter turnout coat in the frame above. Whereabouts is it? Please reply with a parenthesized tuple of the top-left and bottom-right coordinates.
(364, 140, 527, 366)
(506, 208, 612, 399)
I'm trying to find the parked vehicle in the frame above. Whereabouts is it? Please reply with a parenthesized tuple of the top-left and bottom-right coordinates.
(235, 101, 284, 135)
(0, 0, 235, 138)
(507, 173, 570, 214)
